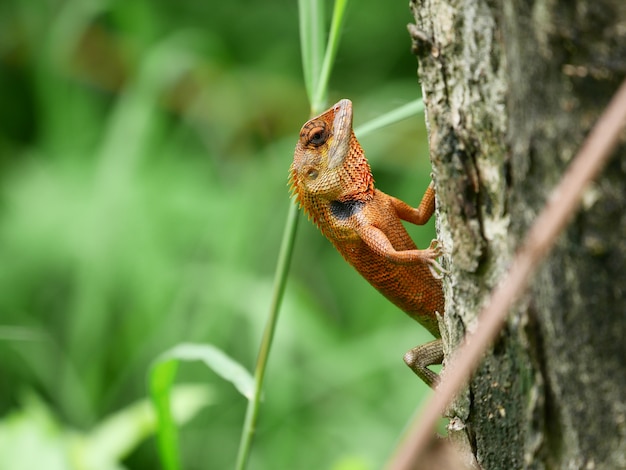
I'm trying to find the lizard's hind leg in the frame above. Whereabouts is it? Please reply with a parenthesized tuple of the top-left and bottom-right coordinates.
(403, 338, 443, 388)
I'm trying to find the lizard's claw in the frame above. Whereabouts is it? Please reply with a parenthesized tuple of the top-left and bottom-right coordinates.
(428, 239, 444, 257)
(425, 240, 447, 279)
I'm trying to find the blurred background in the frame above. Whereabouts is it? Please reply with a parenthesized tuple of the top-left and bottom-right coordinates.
(0, 0, 438, 468)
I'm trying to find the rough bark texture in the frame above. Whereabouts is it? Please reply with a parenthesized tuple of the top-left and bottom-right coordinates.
(409, 0, 626, 468)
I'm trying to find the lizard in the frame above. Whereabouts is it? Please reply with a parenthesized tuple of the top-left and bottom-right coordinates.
(290, 99, 445, 387)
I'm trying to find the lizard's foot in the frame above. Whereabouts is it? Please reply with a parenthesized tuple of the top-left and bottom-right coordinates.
(423, 240, 447, 279)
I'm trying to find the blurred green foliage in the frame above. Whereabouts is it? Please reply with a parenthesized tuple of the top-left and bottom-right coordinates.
(0, 0, 438, 468)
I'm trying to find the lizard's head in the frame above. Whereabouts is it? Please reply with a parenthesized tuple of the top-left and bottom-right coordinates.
(291, 99, 372, 207)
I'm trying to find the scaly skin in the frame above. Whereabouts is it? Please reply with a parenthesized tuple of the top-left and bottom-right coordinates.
(290, 99, 445, 387)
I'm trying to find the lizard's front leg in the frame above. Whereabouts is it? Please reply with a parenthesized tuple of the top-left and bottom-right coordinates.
(389, 181, 436, 226)
(358, 226, 445, 273)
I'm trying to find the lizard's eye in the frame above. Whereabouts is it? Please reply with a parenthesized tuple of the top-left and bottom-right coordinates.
(307, 124, 328, 146)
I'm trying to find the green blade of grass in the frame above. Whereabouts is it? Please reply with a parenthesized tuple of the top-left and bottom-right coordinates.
(234, 1, 350, 468)
(299, 0, 325, 102)
(87, 384, 212, 466)
(150, 343, 254, 470)
(311, 0, 349, 113)
(354, 99, 425, 138)
(150, 359, 180, 470)
(234, 200, 300, 470)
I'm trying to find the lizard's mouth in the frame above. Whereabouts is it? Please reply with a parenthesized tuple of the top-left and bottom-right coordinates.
(328, 99, 353, 169)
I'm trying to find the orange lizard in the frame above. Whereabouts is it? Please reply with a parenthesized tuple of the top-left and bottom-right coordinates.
(290, 99, 445, 387)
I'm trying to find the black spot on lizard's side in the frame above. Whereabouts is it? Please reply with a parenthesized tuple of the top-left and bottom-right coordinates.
(330, 200, 364, 220)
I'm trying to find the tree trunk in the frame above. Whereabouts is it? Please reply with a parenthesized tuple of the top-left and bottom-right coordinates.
(409, 0, 626, 468)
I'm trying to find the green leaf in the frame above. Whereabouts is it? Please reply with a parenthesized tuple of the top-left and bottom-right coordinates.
(0, 389, 211, 470)
(311, 0, 350, 113)
(298, 0, 325, 102)
(150, 343, 253, 470)
(354, 99, 425, 138)
(84, 385, 212, 470)
(155, 343, 254, 399)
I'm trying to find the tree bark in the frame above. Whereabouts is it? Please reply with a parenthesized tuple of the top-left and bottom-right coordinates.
(409, 0, 626, 468)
